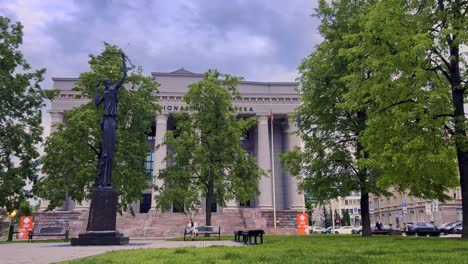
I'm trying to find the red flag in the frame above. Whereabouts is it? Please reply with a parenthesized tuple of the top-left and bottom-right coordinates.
(270, 110, 274, 125)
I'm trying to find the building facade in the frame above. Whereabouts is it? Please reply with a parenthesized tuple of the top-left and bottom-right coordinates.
(369, 189, 462, 229)
(311, 193, 362, 227)
(38, 69, 306, 236)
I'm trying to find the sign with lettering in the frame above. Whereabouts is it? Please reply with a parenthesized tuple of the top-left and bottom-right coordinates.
(297, 213, 308, 235)
(18, 216, 34, 240)
(162, 105, 255, 113)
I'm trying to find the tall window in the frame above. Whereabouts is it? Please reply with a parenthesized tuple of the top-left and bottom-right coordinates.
(145, 152, 154, 180)
(140, 194, 152, 213)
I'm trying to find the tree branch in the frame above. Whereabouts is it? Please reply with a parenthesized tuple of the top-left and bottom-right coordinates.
(88, 144, 100, 157)
(428, 64, 451, 82)
(431, 48, 451, 69)
(432, 113, 454, 119)
(444, 125, 455, 137)
(380, 99, 417, 112)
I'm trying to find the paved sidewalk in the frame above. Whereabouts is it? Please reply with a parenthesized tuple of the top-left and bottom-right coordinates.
(0, 239, 243, 264)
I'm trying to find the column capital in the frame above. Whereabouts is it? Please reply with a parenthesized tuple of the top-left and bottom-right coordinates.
(156, 114, 168, 123)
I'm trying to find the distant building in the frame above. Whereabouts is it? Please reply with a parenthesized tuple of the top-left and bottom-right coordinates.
(369, 188, 462, 229)
(311, 192, 362, 227)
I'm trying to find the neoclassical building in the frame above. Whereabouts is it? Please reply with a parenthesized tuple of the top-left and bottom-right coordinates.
(39, 69, 305, 236)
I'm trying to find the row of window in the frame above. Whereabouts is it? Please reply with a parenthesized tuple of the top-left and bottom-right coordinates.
(343, 199, 360, 206)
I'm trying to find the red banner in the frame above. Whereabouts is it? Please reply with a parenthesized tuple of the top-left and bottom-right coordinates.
(297, 213, 308, 235)
(19, 216, 34, 240)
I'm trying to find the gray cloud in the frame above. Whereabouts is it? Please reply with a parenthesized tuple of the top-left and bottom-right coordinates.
(0, 0, 322, 158)
(1, 0, 321, 87)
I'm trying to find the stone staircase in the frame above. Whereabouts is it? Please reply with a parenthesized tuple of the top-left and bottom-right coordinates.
(34, 208, 299, 238)
(262, 210, 303, 235)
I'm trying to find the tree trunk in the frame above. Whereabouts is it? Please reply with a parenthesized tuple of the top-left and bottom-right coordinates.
(205, 180, 213, 227)
(356, 111, 372, 237)
(360, 192, 372, 237)
(446, 6, 467, 237)
(451, 81, 467, 239)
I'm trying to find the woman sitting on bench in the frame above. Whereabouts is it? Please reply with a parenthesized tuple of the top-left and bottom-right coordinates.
(186, 219, 198, 240)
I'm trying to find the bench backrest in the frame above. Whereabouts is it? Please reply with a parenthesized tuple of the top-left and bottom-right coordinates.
(198, 226, 220, 232)
(189, 225, 220, 233)
(34, 226, 67, 234)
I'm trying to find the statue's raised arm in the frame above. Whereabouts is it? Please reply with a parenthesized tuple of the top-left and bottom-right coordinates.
(114, 53, 127, 89)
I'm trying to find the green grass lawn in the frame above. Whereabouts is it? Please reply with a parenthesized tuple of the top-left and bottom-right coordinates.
(65, 235, 468, 264)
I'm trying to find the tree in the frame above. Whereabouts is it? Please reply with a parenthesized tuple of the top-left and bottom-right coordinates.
(156, 70, 264, 226)
(280, 0, 381, 237)
(36, 43, 160, 212)
(340, 0, 465, 236)
(0, 16, 53, 212)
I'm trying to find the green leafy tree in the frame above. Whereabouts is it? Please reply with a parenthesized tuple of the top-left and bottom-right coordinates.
(36, 43, 160, 212)
(340, 0, 465, 236)
(280, 0, 381, 237)
(156, 70, 264, 226)
(0, 16, 53, 212)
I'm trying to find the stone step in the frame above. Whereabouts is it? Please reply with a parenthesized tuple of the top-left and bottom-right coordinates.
(34, 209, 300, 238)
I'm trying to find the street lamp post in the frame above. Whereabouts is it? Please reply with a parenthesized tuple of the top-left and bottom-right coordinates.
(7, 210, 17, 241)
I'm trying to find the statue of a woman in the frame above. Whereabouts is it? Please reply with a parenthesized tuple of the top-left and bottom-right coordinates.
(94, 53, 127, 187)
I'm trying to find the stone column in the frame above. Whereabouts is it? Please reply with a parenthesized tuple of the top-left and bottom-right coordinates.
(40, 112, 65, 211)
(49, 111, 65, 134)
(224, 166, 239, 210)
(257, 115, 273, 209)
(283, 120, 305, 210)
(150, 114, 168, 211)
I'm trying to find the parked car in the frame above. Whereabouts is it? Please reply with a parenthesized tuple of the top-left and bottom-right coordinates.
(404, 222, 441, 236)
(454, 225, 463, 234)
(309, 226, 327, 234)
(334, 226, 354, 234)
(372, 224, 393, 235)
(353, 225, 393, 235)
(439, 221, 462, 235)
(352, 226, 362, 234)
(323, 226, 336, 234)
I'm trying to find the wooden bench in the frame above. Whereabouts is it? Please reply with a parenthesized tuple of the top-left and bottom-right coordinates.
(28, 226, 69, 242)
(234, 230, 244, 242)
(238, 229, 265, 244)
(184, 225, 221, 241)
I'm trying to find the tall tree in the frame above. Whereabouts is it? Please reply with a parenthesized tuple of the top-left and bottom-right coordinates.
(280, 0, 380, 237)
(156, 70, 264, 226)
(0, 16, 52, 212)
(341, 0, 465, 236)
(36, 43, 160, 212)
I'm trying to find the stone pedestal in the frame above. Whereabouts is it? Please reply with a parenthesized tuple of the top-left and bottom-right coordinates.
(71, 188, 129, 245)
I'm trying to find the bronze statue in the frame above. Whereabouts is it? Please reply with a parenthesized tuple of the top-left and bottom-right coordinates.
(94, 53, 127, 187)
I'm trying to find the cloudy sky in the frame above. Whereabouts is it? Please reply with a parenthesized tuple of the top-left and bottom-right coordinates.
(1, 0, 321, 90)
(1, 0, 322, 138)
